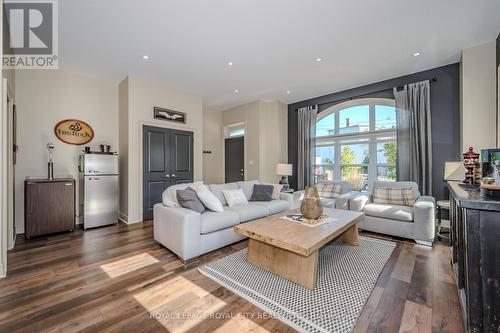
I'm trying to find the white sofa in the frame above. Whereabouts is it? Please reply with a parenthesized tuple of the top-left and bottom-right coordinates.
(348, 181, 435, 246)
(295, 180, 360, 210)
(153, 180, 294, 262)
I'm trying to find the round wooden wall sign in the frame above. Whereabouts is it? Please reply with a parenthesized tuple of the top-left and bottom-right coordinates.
(54, 119, 94, 145)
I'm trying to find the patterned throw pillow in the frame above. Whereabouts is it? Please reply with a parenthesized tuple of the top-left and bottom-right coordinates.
(373, 187, 417, 207)
(222, 189, 248, 207)
(315, 183, 342, 198)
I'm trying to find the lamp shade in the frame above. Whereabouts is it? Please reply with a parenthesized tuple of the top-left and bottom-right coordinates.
(444, 161, 467, 181)
(276, 163, 293, 176)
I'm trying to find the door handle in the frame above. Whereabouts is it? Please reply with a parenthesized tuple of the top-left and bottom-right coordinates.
(165, 175, 170, 178)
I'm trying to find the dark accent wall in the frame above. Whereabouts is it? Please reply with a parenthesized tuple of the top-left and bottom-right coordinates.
(288, 63, 460, 201)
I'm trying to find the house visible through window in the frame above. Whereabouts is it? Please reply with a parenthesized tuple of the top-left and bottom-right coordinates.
(315, 98, 397, 190)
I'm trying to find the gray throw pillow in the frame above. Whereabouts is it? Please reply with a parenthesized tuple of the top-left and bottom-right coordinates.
(250, 184, 274, 202)
(176, 187, 205, 213)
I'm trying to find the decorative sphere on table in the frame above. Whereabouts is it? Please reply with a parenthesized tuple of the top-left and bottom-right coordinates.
(300, 187, 323, 220)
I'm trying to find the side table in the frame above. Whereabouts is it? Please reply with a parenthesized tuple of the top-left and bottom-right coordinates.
(436, 200, 450, 241)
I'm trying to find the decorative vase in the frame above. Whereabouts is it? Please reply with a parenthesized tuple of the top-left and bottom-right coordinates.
(300, 187, 323, 220)
(462, 147, 480, 184)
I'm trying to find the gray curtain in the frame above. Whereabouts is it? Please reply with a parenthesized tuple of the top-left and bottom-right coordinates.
(297, 105, 317, 190)
(394, 80, 432, 195)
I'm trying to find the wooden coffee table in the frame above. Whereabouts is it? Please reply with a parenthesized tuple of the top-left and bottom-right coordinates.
(234, 208, 364, 289)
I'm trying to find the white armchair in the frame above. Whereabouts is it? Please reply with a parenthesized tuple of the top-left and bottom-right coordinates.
(349, 181, 435, 246)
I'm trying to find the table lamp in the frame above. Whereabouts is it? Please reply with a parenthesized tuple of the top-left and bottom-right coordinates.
(276, 163, 292, 189)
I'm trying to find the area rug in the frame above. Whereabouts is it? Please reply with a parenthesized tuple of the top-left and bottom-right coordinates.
(198, 236, 396, 333)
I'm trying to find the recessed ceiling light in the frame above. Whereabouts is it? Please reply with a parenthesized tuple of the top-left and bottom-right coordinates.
(286, 90, 291, 94)
(142, 55, 150, 60)
(316, 57, 323, 62)
(413, 52, 421, 57)
(228, 62, 233, 66)
(234, 89, 239, 93)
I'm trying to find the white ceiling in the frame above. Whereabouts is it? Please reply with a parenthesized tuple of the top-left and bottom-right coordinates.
(59, 0, 500, 110)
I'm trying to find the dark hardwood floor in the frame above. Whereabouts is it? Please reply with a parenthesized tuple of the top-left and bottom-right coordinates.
(0, 221, 464, 333)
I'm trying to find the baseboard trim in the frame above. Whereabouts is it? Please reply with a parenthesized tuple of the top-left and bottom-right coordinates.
(0, 263, 5, 278)
(119, 212, 143, 224)
(118, 212, 129, 224)
(124, 219, 143, 225)
(15, 225, 24, 234)
(415, 240, 433, 247)
(8, 233, 16, 250)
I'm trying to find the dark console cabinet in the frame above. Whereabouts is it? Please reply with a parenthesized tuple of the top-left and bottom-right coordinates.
(24, 178, 75, 238)
(448, 181, 500, 333)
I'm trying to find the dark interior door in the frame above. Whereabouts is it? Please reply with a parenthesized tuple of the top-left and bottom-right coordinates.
(170, 129, 194, 185)
(143, 126, 170, 220)
(143, 126, 194, 220)
(225, 137, 244, 183)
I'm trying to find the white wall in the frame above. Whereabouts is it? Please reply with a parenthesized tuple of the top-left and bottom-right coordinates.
(461, 41, 497, 152)
(118, 78, 129, 221)
(259, 101, 288, 183)
(202, 107, 223, 184)
(120, 76, 203, 223)
(3, 69, 15, 98)
(222, 101, 261, 180)
(14, 70, 119, 232)
(220, 100, 287, 183)
(14, 72, 203, 229)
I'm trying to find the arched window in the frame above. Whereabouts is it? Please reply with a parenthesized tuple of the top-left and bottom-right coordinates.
(315, 98, 397, 190)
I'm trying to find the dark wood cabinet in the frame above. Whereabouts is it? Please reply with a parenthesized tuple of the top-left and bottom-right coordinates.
(24, 178, 75, 238)
(448, 181, 500, 333)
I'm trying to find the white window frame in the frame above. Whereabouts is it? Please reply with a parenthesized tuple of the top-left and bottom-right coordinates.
(315, 98, 396, 189)
(225, 122, 245, 138)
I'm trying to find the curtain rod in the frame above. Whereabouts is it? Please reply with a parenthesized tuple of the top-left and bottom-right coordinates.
(315, 77, 437, 108)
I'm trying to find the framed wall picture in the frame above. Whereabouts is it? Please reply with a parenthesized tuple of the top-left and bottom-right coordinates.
(153, 107, 186, 124)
